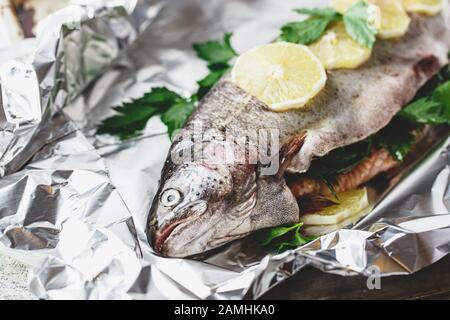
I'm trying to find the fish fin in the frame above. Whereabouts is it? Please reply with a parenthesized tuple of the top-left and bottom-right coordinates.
(277, 132, 307, 179)
(413, 55, 441, 80)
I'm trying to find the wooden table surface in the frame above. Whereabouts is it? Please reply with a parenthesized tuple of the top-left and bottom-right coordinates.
(261, 254, 450, 300)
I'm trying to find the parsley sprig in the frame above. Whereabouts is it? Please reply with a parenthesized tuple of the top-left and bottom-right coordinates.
(399, 81, 450, 125)
(193, 33, 238, 99)
(261, 222, 316, 253)
(375, 67, 450, 158)
(97, 88, 195, 139)
(281, 1, 378, 49)
(97, 34, 237, 140)
(374, 117, 416, 162)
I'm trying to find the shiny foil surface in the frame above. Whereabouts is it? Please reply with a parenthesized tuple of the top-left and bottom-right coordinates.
(1, 0, 450, 300)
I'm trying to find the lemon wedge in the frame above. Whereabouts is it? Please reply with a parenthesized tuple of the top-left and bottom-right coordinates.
(309, 22, 371, 69)
(300, 188, 370, 226)
(230, 42, 327, 111)
(402, 0, 444, 15)
(330, 0, 411, 39)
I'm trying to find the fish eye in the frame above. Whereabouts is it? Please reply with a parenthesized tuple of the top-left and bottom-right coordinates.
(160, 189, 182, 207)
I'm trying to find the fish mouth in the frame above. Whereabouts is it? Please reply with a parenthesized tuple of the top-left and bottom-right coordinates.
(151, 201, 208, 255)
(153, 218, 190, 254)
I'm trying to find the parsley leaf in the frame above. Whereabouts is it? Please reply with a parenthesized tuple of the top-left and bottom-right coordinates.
(294, 8, 341, 19)
(193, 33, 237, 65)
(399, 79, 450, 125)
(414, 66, 450, 98)
(97, 87, 193, 140)
(97, 88, 180, 139)
(98, 33, 240, 140)
(398, 66, 450, 125)
(98, 34, 240, 140)
(303, 138, 372, 196)
(261, 223, 302, 246)
(96, 106, 158, 140)
(432, 81, 450, 114)
(193, 33, 238, 99)
(280, 17, 336, 45)
(283, 1, 377, 48)
(374, 117, 416, 161)
(161, 100, 195, 138)
(196, 67, 230, 100)
(343, 1, 377, 49)
(261, 222, 316, 253)
(307, 139, 373, 180)
(398, 98, 445, 125)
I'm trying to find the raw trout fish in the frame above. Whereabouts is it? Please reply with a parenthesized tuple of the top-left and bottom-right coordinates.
(148, 11, 450, 257)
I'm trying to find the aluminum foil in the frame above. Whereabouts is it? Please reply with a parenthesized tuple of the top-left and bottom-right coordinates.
(1, 0, 450, 300)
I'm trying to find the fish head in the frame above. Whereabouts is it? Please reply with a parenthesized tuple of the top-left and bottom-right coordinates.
(148, 125, 299, 257)
(148, 158, 300, 257)
(148, 158, 261, 257)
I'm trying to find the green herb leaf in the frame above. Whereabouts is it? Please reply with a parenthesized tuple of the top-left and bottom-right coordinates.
(161, 100, 195, 138)
(193, 33, 237, 65)
(276, 231, 317, 252)
(398, 69, 450, 126)
(98, 33, 239, 141)
(261, 223, 303, 246)
(196, 67, 230, 100)
(415, 66, 450, 99)
(432, 81, 450, 115)
(135, 87, 183, 106)
(398, 98, 446, 125)
(343, 1, 377, 49)
(377, 131, 415, 162)
(294, 7, 341, 19)
(261, 222, 316, 253)
(97, 87, 194, 140)
(374, 117, 416, 161)
(97, 88, 180, 139)
(97, 113, 157, 140)
(193, 33, 238, 98)
(304, 138, 372, 195)
(308, 139, 373, 179)
(280, 17, 335, 45)
(283, 2, 376, 48)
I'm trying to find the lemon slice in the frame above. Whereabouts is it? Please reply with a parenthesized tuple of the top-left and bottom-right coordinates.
(402, 0, 444, 15)
(303, 206, 371, 236)
(330, 0, 362, 13)
(300, 188, 370, 226)
(309, 22, 371, 69)
(376, 0, 412, 38)
(230, 42, 327, 111)
(330, 0, 411, 39)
